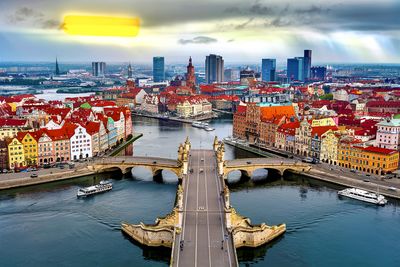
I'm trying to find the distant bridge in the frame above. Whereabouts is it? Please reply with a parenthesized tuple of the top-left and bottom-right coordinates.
(224, 158, 312, 178)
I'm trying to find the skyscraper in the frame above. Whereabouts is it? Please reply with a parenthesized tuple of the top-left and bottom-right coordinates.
(303, 49, 312, 81)
(261, 59, 276, 82)
(205, 54, 224, 84)
(153, 56, 165, 82)
(186, 57, 196, 90)
(287, 57, 304, 82)
(92, 62, 106, 77)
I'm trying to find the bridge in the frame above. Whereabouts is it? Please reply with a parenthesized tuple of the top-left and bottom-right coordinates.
(223, 158, 312, 179)
(121, 137, 289, 266)
(88, 138, 191, 179)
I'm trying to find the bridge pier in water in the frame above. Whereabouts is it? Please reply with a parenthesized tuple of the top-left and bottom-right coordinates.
(121, 136, 290, 266)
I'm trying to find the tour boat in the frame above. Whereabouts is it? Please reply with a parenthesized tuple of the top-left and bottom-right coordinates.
(338, 187, 387, 205)
(192, 121, 208, 129)
(77, 180, 113, 197)
(204, 126, 215, 131)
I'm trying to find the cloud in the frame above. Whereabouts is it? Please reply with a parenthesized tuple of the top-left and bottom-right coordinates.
(178, 36, 217, 45)
(235, 18, 254, 30)
(7, 6, 60, 29)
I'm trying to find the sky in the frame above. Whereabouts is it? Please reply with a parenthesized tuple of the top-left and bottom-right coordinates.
(0, 0, 399, 64)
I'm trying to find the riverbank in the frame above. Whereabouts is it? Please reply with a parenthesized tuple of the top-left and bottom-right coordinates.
(131, 111, 217, 124)
(223, 138, 400, 200)
(0, 133, 143, 190)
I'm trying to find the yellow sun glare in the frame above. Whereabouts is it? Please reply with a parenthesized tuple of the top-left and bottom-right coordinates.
(61, 15, 140, 37)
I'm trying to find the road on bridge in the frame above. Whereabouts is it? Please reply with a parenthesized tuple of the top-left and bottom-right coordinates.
(172, 150, 237, 267)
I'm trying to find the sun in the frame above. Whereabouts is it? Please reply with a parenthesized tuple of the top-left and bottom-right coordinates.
(61, 15, 140, 37)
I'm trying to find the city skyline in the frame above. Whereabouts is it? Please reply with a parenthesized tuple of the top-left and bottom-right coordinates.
(0, 0, 399, 63)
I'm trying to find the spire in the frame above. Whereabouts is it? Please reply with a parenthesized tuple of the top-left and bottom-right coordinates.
(127, 62, 132, 78)
(55, 57, 60, 76)
(189, 56, 192, 66)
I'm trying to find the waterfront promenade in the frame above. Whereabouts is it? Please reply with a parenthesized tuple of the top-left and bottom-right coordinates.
(0, 133, 143, 190)
(172, 149, 237, 267)
(223, 138, 400, 199)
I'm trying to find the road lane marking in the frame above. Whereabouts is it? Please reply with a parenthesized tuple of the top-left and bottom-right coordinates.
(204, 150, 212, 267)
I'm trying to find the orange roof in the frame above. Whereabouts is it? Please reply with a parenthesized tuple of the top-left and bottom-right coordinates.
(260, 105, 295, 121)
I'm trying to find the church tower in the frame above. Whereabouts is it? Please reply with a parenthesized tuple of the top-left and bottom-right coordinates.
(127, 63, 132, 78)
(55, 57, 60, 76)
(186, 57, 196, 92)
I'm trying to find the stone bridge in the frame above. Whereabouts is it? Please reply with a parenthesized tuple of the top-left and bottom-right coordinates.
(223, 158, 312, 179)
(89, 138, 191, 179)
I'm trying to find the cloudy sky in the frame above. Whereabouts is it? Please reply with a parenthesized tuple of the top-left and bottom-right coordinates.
(0, 0, 399, 64)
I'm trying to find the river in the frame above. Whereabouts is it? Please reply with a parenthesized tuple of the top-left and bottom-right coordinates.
(0, 116, 399, 267)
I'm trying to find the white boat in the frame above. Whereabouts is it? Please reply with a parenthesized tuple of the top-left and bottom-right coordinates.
(192, 121, 208, 129)
(204, 126, 215, 131)
(338, 187, 387, 205)
(77, 180, 113, 197)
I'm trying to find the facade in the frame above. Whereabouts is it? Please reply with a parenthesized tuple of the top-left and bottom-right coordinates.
(320, 130, 340, 165)
(261, 59, 276, 82)
(303, 50, 312, 81)
(275, 121, 299, 153)
(287, 57, 304, 82)
(92, 62, 106, 77)
(205, 54, 224, 84)
(153, 56, 165, 82)
(0, 140, 8, 170)
(46, 129, 70, 162)
(311, 126, 338, 160)
(376, 119, 400, 150)
(7, 137, 25, 169)
(295, 119, 312, 157)
(140, 95, 160, 114)
(70, 125, 92, 160)
(86, 122, 100, 157)
(18, 132, 38, 166)
(338, 143, 399, 175)
(232, 106, 247, 139)
(99, 121, 109, 152)
(0, 118, 29, 140)
(37, 132, 54, 165)
(106, 118, 117, 148)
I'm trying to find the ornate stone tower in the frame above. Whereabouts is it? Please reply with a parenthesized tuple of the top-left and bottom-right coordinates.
(186, 57, 196, 92)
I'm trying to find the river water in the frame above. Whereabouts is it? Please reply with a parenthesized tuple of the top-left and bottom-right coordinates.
(1, 116, 400, 267)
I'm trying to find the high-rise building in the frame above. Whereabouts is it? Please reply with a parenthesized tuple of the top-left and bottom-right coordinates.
(303, 50, 312, 81)
(205, 54, 224, 84)
(55, 57, 60, 76)
(224, 68, 240, 82)
(311, 66, 326, 81)
(127, 63, 132, 78)
(92, 62, 106, 77)
(186, 57, 196, 90)
(261, 59, 276, 82)
(153, 56, 165, 82)
(287, 57, 304, 82)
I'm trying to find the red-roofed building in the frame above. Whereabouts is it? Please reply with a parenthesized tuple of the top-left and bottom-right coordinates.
(275, 121, 300, 153)
(366, 101, 400, 114)
(233, 104, 247, 139)
(0, 118, 30, 140)
(338, 140, 399, 175)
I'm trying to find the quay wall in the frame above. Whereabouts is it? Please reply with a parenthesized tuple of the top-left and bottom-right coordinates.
(121, 223, 174, 248)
